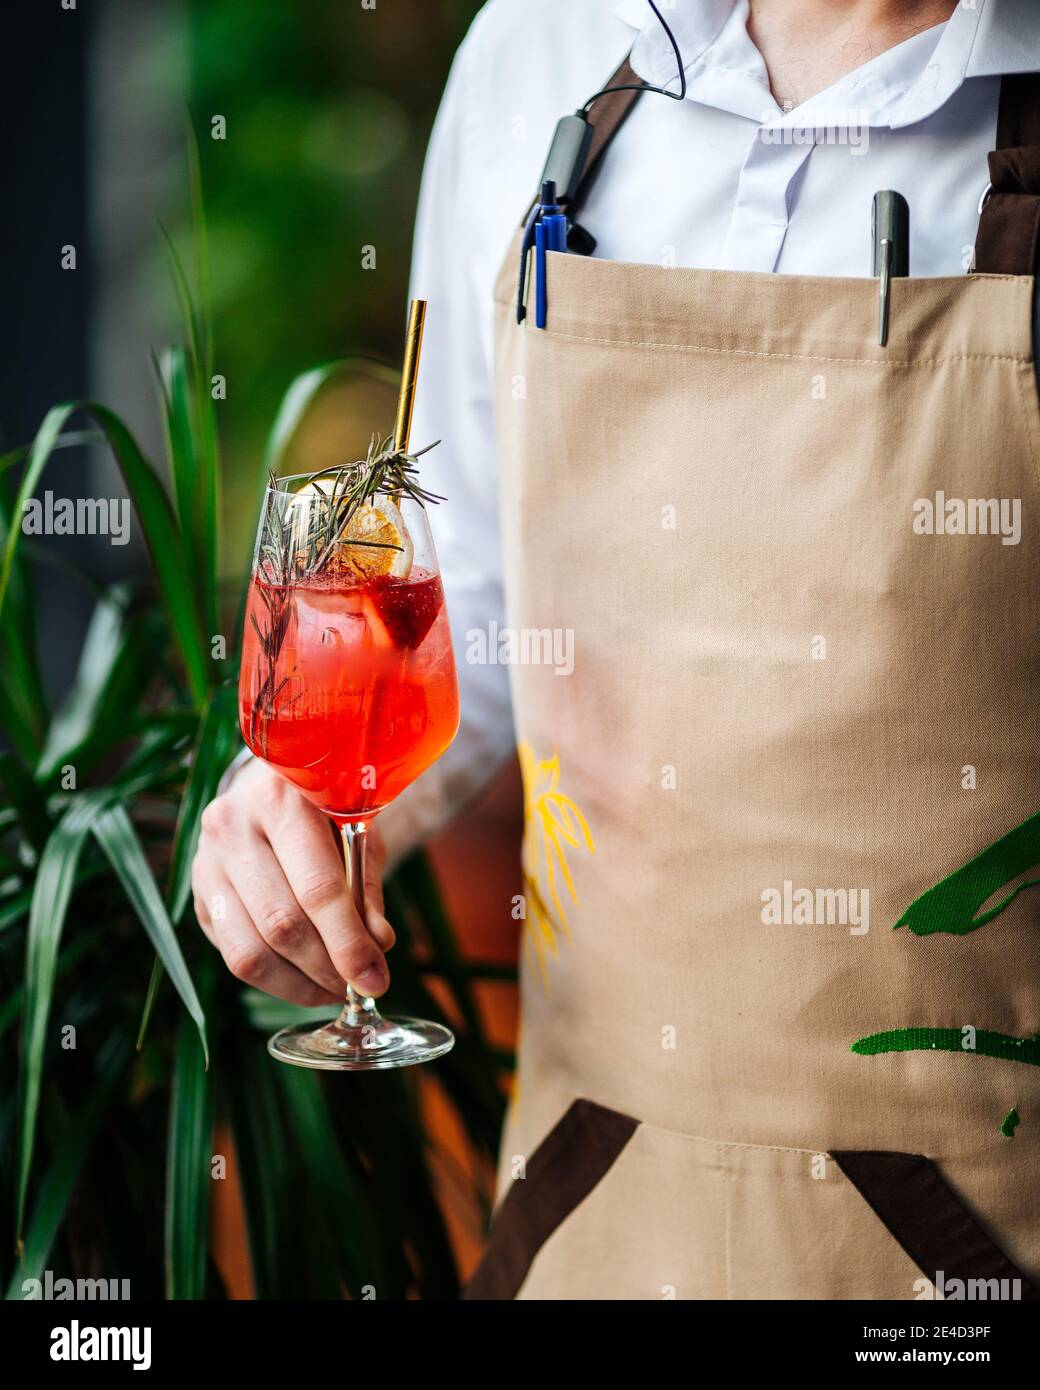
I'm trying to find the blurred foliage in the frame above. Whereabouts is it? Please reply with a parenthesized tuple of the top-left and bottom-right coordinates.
(161, 0, 481, 562)
(0, 109, 508, 1299)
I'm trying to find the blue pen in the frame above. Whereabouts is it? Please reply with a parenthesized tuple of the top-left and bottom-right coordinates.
(534, 180, 567, 329)
(535, 219, 549, 329)
(517, 179, 567, 326)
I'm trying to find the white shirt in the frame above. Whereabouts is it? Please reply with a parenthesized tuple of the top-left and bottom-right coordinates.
(389, 0, 1040, 852)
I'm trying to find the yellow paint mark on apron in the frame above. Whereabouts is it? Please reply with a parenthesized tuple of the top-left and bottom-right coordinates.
(518, 742, 596, 987)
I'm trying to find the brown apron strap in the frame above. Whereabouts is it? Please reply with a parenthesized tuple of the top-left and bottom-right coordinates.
(832, 1150, 1040, 1300)
(568, 57, 645, 218)
(974, 74, 1040, 275)
(462, 1099, 639, 1300)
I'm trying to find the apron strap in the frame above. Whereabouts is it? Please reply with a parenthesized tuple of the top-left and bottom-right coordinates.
(567, 56, 645, 220)
(974, 73, 1040, 275)
(517, 55, 646, 261)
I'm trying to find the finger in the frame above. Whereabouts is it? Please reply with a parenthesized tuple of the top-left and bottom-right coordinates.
(199, 869, 340, 1006)
(224, 823, 345, 996)
(192, 858, 218, 945)
(193, 884, 213, 938)
(266, 809, 390, 997)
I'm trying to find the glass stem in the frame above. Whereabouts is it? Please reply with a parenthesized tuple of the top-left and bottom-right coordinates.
(336, 820, 380, 1030)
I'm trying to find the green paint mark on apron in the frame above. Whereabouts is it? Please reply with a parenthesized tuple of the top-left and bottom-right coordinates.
(851, 1027, 1040, 1067)
(895, 809, 1040, 937)
(852, 816, 1040, 1131)
(1000, 1106, 1021, 1138)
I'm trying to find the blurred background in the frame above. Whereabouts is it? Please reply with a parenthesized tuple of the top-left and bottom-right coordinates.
(1, 0, 524, 1299)
(1, 0, 482, 691)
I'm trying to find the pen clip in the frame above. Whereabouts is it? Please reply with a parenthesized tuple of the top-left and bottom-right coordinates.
(516, 204, 540, 324)
(878, 237, 893, 348)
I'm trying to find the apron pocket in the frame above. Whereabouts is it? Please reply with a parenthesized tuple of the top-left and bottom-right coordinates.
(463, 1099, 638, 1300)
(832, 1150, 1039, 1302)
(465, 1104, 1040, 1299)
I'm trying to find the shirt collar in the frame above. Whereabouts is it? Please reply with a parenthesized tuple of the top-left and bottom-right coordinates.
(613, 0, 1040, 128)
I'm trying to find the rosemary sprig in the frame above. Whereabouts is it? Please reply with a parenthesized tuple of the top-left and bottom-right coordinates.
(298, 433, 444, 578)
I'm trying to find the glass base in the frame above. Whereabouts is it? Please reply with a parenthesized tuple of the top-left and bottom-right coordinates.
(268, 1012, 455, 1071)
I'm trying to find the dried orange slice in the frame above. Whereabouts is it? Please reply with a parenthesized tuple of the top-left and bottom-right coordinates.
(288, 482, 412, 580)
(340, 497, 413, 579)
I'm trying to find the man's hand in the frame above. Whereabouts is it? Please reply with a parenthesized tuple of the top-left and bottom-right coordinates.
(192, 759, 394, 1005)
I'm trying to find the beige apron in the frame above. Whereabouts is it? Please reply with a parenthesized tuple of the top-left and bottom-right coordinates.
(466, 69, 1040, 1301)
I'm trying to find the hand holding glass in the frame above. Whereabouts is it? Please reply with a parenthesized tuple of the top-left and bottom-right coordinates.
(238, 478, 460, 1069)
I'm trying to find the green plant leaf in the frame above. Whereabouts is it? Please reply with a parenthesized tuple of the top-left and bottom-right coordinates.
(15, 794, 109, 1241)
(166, 683, 239, 925)
(224, 1037, 313, 1298)
(275, 1068, 386, 1297)
(137, 683, 237, 1051)
(0, 431, 107, 754)
(0, 430, 103, 478)
(185, 113, 212, 372)
(157, 222, 206, 392)
(0, 403, 209, 707)
(0, 885, 34, 936)
(135, 956, 164, 1055)
(0, 474, 47, 759)
(155, 346, 197, 566)
(157, 226, 220, 639)
(35, 583, 140, 782)
(0, 406, 68, 619)
(92, 804, 207, 1062)
(0, 752, 51, 854)
(330, 1069, 458, 1299)
(239, 989, 337, 1033)
(6, 1028, 130, 1298)
(110, 708, 197, 793)
(0, 924, 106, 1040)
(165, 987, 213, 1299)
(0, 674, 42, 769)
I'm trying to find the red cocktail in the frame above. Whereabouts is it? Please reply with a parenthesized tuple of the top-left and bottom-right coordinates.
(240, 568, 459, 821)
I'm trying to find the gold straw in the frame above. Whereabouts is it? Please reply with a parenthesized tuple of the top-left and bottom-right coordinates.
(393, 298, 427, 454)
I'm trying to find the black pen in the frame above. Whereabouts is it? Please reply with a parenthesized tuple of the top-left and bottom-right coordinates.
(872, 190, 910, 347)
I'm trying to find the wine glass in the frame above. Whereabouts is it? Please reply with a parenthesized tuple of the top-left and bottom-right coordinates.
(238, 471, 460, 1069)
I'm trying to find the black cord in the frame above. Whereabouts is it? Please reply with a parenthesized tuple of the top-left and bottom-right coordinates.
(580, 0, 687, 113)
(517, 0, 687, 318)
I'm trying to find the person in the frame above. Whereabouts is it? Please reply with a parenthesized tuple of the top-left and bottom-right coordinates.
(193, 0, 1040, 1299)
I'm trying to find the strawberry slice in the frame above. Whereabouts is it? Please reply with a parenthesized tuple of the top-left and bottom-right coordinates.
(365, 574, 444, 650)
